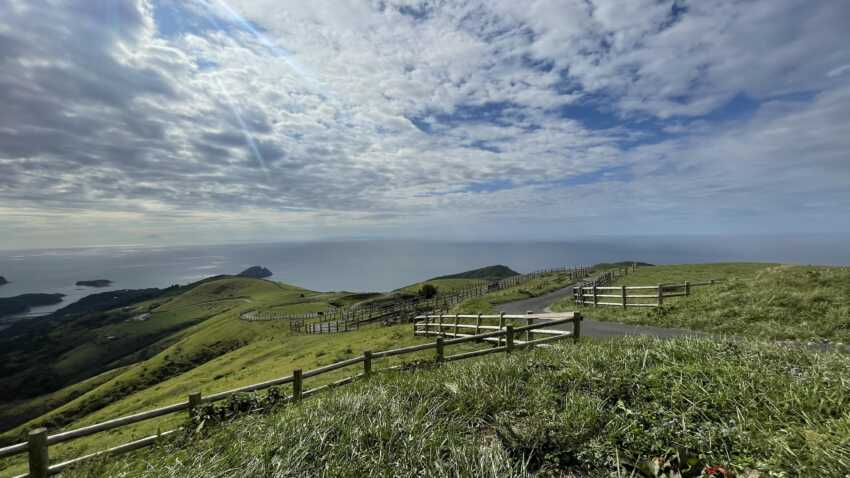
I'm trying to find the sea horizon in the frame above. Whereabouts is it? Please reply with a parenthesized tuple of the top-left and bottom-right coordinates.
(3, 234, 849, 319)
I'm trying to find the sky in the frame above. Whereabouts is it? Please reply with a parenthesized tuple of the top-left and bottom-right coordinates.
(1, 0, 849, 249)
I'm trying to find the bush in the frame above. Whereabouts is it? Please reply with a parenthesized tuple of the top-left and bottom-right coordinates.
(419, 284, 438, 299)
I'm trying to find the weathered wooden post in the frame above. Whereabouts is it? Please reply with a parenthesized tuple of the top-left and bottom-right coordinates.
(438, 314, 444, 336)
(475, 313, 482, 335)
(454, 313, 460, 337)
(28, 427, 48, 478)
(188, 391, 202, 419)
(573, 313, 582, 343)
(498, 312, 506, 346)
(292, 369, 303, 401)
(685, 281, 691, 296)
(363, 351, 372, 377)
(592, 285, 598, 307)
(435, 337, 444, 363)
(621, 285, 627, 309)
(505, 325, 514, 353)
(657, 284, 664, 306)
(526, 311, 534, 342)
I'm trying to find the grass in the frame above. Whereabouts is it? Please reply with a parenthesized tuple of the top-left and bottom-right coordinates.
(449, 271, 580, 314)
(0, 321, 438, 476)
(552, 263, 850, 341)
(67, 337, 850, 477)
(396, 278, 487, 295)
(5, 262, 850, 476)
(0, 278, 378, 445)
(430, 264, 520, 281)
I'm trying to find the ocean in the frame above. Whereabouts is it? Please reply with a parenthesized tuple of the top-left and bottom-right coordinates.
(1, 235, 848, 318)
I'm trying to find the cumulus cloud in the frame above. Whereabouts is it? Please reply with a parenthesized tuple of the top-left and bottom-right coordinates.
(0, 0, 849, 247)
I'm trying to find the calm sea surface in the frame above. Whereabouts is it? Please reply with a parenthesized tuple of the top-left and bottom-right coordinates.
(1, 236, 848, 317)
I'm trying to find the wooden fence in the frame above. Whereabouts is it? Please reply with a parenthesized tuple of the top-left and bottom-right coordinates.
(241, 309, 331, 322)
(414, 312, 580, 348)
(574, 279, 724, 308)
(288, 266, 591, 335)
(0, 313, 581, 478)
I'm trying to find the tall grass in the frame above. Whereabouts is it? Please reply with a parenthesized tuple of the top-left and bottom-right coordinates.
(554, 265, 850, 341)
(69, 337, 850, 477)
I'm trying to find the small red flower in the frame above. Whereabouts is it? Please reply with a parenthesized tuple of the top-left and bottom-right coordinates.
(704, 465, 729, 477)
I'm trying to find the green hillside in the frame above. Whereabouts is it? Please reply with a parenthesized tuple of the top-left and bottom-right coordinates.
(553, 263, 850, 341)
(68, 338, 850, 477)
(449, 269, 583, 314)
(430, 264, 519, 281)
(395, 265, 520, 296)
(3, 263, 850, 477)
(0, 277, 328, 432)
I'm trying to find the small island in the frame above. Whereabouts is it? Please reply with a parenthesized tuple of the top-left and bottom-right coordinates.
(238, 266, 273, 279)
(76, 279, 113, 287)
(0, 276, 7, 286)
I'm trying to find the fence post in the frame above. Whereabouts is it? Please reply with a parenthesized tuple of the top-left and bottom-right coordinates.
(188, 391, 202, 419)
(526, 311, 534, 342)
(363, 351, 372, 377)
(435, 337, 444, 363)
(592, 285, 598, 307)
(438, 314, 444, 336)
(292, 369, 303, 401)
(685, 281, 690, 296)
(505, 325, 514, 353)
(621, 285, 627, 309)
(454, 313, 460, 337)
(28, 427, 48, 478)
(573, 313, 582, 343)
(498, 312, 505, 346)
(475, 313, 482, 335)
(657, 284, 664, 306)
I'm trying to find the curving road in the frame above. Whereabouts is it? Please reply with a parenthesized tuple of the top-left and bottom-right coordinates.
(496, 283, 704, 339)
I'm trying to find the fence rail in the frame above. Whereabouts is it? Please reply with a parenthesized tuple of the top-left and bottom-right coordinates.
(0, 313, 582, 478)
(574, 279, 724, 308)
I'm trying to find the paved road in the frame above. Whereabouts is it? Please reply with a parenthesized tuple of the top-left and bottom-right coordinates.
(497, 286, 577, 315)
(497, 283, 704, 339)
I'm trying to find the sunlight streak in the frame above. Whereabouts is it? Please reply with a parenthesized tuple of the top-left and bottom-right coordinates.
(213, 75, 271, 180)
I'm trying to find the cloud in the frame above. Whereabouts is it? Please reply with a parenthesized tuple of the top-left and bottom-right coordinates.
(0, 0, 849, 248)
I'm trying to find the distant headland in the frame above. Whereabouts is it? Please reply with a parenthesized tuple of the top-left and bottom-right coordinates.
(0, 293, 65, 318)
(238, 266, 273, 279)
(76, 279, 113, 287)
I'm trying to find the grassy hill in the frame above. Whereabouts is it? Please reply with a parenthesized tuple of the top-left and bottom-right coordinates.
(449, 269, 584, 314)
(430, 264, 519, 281)
(552, 263, 850, 341)
(3, 262, 850, 477)
(395, 264, 520, 296)
(0, 277, 333, 432)
(67, 337, 850, 477)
